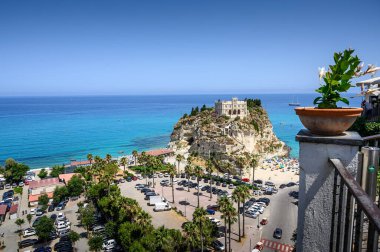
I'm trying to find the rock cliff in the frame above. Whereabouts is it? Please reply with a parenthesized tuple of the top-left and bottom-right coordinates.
(168, 104, 288, 171)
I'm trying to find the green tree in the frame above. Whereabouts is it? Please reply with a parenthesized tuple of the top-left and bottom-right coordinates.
(232, 185, 249, 241)
(184, 164, 193, 192)
(53, 186, 69, 204)
(35, 216, 55, 242)
(194, 166, 203, 207)
(26, 214, 32, 227)
(15, 218, 24, 241)
(3, 158, 29, 183)
(67, 175, 85, 197)
(104, 221, 117, 239)
(222, 201, 237, 252)
(132, 150, 138, 166)
(218, 196, 230, 251)
(87, 153, 93, 165)
(38, 168, 48, 179)
(135, 210, 152, 229)
(250, 155, 259, 192)
(88, 235, 103, 252)
(239, 185, 250, 237)
(168, 163, 176, 203)
(193, 207, 207, 251)
(176, 154, 184, 174)
(120, 157, 127, 172)
(80, 204, 96, 237)
(50, 165, 65, 177)
(69, 231, 80, 251)
(206, 160, 214, 200)
(105, 154, 112, 163)
(38, 194, 49, 211)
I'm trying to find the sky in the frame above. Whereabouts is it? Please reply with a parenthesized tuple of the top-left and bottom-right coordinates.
(0, 0, 379, 96)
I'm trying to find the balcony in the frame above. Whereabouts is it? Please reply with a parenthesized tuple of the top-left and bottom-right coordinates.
(296, 130, 380, 252)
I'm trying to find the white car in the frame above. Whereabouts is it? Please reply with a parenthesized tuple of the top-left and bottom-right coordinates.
(254, 202, 267, 208)
(55, 220, 70, 229)
(57, 212, 66, 221)
(23, 228, 36, 237)
(244, 211, 258, 219)
(30, 208, 36, 215)
(103, 239, 117, 250)
(208, 217, 221, 226)
(164, 173, 169, 177)
(250, 206, 264, 214)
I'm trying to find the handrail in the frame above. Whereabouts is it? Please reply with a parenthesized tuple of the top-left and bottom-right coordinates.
(329, 158, 380, 232)
(362, 134, 380, 141)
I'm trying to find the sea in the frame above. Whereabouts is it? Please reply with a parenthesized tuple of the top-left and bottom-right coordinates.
(0, 94, 362, 169)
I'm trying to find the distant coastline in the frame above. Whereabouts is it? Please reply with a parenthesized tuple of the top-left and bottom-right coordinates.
(0, 94, 361, 169)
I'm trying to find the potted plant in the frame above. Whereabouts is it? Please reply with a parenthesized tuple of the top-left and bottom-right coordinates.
(295, 49, 378, 136)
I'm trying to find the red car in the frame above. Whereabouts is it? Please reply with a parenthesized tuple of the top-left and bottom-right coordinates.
(242, 178, 250, 182)
(24, 180, 29, 185)
(132, 176, 138, 181)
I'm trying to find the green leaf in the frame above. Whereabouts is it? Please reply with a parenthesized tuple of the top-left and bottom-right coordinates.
(340, 97, 349, 105)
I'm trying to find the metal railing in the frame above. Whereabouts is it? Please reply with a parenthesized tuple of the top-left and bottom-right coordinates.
(329, 158, 380, 252)
(328, 136, 380, 252)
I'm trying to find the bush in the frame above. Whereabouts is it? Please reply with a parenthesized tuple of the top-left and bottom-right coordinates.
(38, 168, 48, 179)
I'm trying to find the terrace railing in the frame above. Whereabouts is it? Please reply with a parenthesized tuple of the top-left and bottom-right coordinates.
(329, 135, 380, 252)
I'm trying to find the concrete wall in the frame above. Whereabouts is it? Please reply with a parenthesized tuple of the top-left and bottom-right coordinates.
(296, 130, 362, 252)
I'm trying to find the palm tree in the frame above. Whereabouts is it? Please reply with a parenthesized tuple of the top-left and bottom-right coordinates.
(87, 153, 93, 165)
(236, 156, 246, 178)
(185, 164, 193, 192)
(132, 150, 138, 166)
(194, 165, 203, 207)
(232, 186, 245, 242)
(120, 157, 127, 172)
(183, 222, 199, 250)
(250, 155, 259, 190)
(176, 154, 184, 173)
(168, 163, 176, 203)
(239, 185, 250, 237)
(222, 201, 238, 252)
(193, 207, 207, 251)
(218, 196, 230, 252)
(15, 218, 24, 241)
(206, 159, 214, 200)
(105, 154, 112, 163)
(135, 210, 152, 228)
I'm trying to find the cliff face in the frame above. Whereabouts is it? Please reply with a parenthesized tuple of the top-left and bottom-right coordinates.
(169, 105, 288, 166)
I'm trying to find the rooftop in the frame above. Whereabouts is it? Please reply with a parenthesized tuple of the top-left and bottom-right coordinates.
(29, 192, 54, 202)
(29, 178, 63, 189)
(145, 149, 174, 157)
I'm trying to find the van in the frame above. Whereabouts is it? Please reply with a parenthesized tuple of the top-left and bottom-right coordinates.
(153, 202, 171, 212)
(148, 196, 165, 206)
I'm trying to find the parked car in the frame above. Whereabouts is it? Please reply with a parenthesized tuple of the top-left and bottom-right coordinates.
(36, 208, 45, 216)
(212, 240, 225, 251)
(57, 212, 66, 221)
(287, 182, 296, 187)
(18, 182, 25, 187)
(103, 239, 118, 250)
(207, 205, 220, 211)
(48, 204, 55, 212)
(221, 183, 227, 187)
(54, 241, 72, 251)
(23, 228, 36, 237)
(279, 184, 287, 189)
(5, 184, 10, 189)
(206, 209, 215, 215)
(55, 202, 65, 211)
(260, 218, 268, 225)
(273, 228, 283, 239)
(18, 239, 38, 248)
(33, 246, 52, 252)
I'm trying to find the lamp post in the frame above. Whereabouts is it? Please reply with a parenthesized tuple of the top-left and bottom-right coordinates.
(185, 198, 187, 217)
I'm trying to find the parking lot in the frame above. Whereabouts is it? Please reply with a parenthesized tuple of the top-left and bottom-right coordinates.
(119, 173, 299, 251)
(0, 184, 89, 252)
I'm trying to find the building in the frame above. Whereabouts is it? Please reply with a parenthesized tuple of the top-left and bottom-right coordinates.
(215, 98, 248, 118)
(59, 173, 80, 185)
(9, 204, 18, 220)
(28, 178, 64, 206)
(145, 149, 174, 157)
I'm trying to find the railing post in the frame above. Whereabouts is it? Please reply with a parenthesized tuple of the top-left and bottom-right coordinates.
(295, 130, 363, 252)
(361, 146, 380, 251)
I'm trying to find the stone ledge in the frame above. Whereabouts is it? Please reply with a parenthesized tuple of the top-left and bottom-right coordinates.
(296, 129, 363, 146)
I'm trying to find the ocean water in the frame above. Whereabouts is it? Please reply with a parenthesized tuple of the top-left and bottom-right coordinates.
(0, 94, 361, 169)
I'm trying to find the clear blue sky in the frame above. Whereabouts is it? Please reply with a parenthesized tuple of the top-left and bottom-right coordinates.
(0, 0, 379, 96)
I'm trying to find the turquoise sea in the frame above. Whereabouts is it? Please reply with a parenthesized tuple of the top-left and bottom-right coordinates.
(0, 94, 361, 169)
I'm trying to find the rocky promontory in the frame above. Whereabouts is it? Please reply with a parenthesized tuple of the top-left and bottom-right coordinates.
(168, 100, 288, 172)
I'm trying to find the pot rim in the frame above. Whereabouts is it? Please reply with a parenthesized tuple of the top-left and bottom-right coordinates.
(295, 107, 363, 117)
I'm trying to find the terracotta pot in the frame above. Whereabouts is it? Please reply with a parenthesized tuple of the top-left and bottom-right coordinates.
(294, 107, 363, 136)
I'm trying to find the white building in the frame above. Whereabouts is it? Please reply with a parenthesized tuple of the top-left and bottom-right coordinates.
(215, 98, 248, 118)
